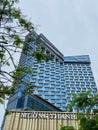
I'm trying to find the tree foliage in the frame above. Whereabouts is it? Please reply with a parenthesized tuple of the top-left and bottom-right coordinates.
(0, 0, 51, 103)
(69, 90, 98, 113)
(60, 125, 76, 130)
(78, 115, 98, 130)
(69, 91, 98, 130)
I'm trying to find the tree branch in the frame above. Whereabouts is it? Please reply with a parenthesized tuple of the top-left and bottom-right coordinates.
(0, 0, 8, 26)
(0, 44, 16, 69)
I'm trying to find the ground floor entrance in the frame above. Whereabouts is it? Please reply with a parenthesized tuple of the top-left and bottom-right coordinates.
(3, 111, 78, 130)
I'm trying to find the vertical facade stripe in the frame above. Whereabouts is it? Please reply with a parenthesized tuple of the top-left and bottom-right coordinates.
(4, 111, 80, 130)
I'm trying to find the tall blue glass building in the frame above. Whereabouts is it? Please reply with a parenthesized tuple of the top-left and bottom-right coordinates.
(7, 32, 97, 112)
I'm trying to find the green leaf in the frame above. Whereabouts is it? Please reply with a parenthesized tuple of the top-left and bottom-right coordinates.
(6, 62, 10, 66)
(5, 110, 11, 115)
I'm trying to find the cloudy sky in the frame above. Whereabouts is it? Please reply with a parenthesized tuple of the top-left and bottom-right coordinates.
(0, 0, 98, 128)
(19, 0, 98, 86)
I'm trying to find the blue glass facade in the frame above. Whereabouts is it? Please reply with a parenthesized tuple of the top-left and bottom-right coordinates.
(7, 33, 97, 112)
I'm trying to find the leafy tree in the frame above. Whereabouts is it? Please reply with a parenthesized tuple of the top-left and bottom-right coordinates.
(60, 125, 76, 130)
(69, 90, 98, 112)
(78, 115, 98, 130)
(69, 91, 98, 130)
(0, 0, 50, 103)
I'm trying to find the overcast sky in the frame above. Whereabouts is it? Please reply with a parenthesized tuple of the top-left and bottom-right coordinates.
(0, 0, 98, 128)
(19, 0, 98, 86)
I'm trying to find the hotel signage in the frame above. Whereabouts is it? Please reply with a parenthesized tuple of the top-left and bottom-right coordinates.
(21, 112, 77, 120)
